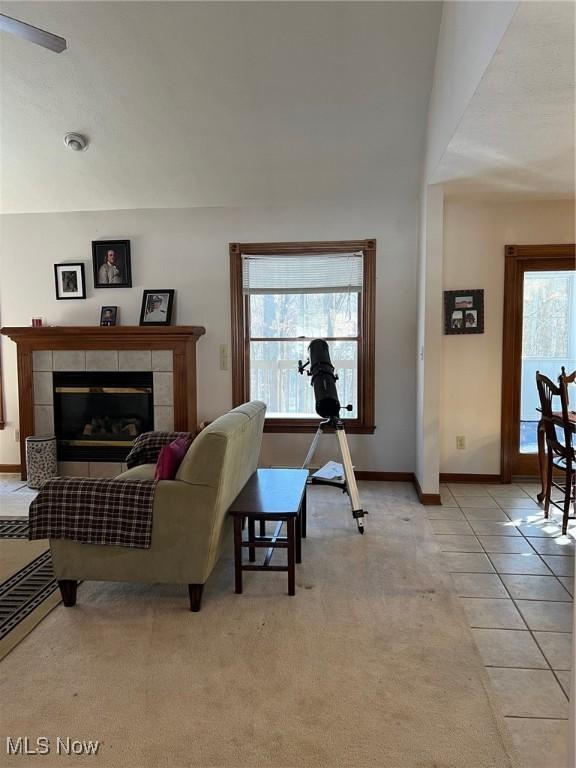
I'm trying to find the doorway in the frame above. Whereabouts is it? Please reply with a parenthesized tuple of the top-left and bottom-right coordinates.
(501, 244, 575, 481)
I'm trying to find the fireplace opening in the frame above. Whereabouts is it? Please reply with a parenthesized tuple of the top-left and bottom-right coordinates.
(53, 371, 154, 461)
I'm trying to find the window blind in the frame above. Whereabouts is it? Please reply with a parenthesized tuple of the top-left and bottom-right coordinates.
(242, 253, 363, 295)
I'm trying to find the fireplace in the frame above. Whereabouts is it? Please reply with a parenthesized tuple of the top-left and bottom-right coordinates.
(53, 371, 154, 461)
(0, 325, 205, 479)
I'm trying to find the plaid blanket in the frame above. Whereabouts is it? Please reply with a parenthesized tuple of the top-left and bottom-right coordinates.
(29, 478, 157, 548)
(125, 431, 194, 469)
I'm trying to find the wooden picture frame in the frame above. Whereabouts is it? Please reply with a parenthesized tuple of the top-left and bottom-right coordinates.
(444, 289, 484, 335)
(54, 263, 86, 300)
(92, 240, 132, 289)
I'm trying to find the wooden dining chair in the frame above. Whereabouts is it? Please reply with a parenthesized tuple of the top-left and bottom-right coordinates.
(560, 366, 576, 406)
(535, 371, 575, 534)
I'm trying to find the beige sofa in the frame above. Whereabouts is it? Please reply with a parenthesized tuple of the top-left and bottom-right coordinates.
(50, 401, 266, 611)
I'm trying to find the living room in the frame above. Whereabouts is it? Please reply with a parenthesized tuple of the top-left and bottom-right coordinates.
(0, 2, 574, 767)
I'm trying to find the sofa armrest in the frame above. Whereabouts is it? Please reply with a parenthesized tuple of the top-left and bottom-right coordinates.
(50, 480, 221, 585)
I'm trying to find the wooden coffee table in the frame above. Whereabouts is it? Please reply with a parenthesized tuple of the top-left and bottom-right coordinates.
(229, 468, 308, 596)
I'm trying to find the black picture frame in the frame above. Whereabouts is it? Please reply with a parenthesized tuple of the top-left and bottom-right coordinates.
(139, 290, 175, 326)
(54, 263, 86, 300)
(100, 306, 118, 326)
(444, 289, 484, 335)
(92, 240, 132, 289)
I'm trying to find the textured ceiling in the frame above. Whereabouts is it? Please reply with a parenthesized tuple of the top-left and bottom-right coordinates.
(434, 1, 575, 200)
(0, 1, 441, 213)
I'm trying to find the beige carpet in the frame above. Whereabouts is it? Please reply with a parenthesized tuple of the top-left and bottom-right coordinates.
(0, 483, 519, 767)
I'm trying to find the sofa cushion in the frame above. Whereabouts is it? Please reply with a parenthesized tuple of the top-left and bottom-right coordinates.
(116, 464, 156, 481)
(155, 436, 192, 480)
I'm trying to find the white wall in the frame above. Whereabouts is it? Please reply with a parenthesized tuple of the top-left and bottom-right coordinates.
(440, 197, 576, 475)
(416, 185, 444, 492)
(0, 200, 419, 471)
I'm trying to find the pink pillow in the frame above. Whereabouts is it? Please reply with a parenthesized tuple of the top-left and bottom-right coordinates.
(154, 436, 192, 481)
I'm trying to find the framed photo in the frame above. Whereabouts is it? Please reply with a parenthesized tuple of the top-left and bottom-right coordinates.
(92, 240, 132, 288)
(54, 263, 86, 300)
(444, 289, 484, 335)
(139, 290, 175, 326)
(100, 306, 118, 326)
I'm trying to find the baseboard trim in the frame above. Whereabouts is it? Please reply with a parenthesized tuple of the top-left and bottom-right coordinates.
(355, 471, 414, 482)
(413, 476, 442, 505)
(439, 473, 503, 484)
(0, 464, 21, 474)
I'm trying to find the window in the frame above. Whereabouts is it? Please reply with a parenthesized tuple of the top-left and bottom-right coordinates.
(230, 240, 376, 432)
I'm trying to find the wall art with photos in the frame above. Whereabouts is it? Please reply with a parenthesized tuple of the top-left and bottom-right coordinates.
(139, 290, 175, 326)
(54, 263, 86, 300)
(100, 306, 118, 326)
(444, 289, 484, 335)
(92, 240, 132, 288)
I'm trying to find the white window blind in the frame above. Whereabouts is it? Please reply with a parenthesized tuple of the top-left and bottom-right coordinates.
(242, 253, 363, 294)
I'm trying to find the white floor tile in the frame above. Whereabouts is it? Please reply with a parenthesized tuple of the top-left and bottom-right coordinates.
(505, 717, 568, 768)
(499, 574, 572, 602)
(471, 628, 547, 669)
(451, 573, 508, 598)
(460, 598, 526, 630)
(533, 632, 572, 671)
(487, 668, 568, 718)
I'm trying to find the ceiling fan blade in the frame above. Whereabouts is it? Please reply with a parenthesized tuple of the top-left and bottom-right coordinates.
(0, 13, 66, 53)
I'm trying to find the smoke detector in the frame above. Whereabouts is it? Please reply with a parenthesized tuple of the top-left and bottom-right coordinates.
(63, 133, 88, 151)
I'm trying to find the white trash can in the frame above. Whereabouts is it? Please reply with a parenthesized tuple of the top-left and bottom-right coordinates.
(26, 435, 57, 489)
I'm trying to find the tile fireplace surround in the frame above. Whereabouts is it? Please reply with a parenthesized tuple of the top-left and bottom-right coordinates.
(1, 326, 205, 479)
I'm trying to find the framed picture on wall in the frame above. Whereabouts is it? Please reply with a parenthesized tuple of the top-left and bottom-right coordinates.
(54, 263, 86, 300)
(444, 289, 484, 335)
(92, 240, 132, 288)
(139, 290, 175, 326)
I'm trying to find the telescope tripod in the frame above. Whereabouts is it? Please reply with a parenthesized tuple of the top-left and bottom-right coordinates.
(302, 417, 366, 533)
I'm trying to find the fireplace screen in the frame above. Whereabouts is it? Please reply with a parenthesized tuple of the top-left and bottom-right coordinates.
(53, 372, 154, 461)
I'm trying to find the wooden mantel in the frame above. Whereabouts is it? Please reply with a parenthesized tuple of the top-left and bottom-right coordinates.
(1, 325, 206, 475)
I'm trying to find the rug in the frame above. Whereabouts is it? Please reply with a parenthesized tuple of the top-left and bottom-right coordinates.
(0, 484, 519, 767)
(0, 520, 61, 660)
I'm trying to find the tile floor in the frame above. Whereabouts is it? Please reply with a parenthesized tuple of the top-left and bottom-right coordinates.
(1, 473, 573, 766)
(434, 482, 574, 768)
(0, 473, 37, 517)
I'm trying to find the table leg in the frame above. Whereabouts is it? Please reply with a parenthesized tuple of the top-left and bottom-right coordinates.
(233, 517, 243, 594)
(248, 518, 256, 562)
(537, 418, 547, 503)
(295, 509, 302, 564)
(301, 489, 307, 539)
(287, 517, 296, 596)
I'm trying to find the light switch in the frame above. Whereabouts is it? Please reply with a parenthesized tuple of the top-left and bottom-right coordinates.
(219, 345, 228, 371)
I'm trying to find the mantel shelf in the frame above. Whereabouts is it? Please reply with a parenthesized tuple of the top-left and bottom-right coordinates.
(1, 326, 206, 344)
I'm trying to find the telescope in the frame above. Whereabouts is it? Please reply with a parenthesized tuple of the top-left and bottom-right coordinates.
(298, 339, 365, 533)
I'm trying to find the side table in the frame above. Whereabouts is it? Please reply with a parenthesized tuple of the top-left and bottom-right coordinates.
(229, 468, 308, 596)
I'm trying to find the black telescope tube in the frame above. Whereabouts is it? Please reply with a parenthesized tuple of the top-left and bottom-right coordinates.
(308, 339, 341, 419)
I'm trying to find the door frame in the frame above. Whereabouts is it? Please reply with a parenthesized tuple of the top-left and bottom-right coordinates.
(501, 244, 575, 481)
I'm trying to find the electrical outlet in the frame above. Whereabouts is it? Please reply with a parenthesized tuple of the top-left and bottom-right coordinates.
(219, 344, 228, 371)
(456, 435, 466, 450)
(14, 428, 19, 442)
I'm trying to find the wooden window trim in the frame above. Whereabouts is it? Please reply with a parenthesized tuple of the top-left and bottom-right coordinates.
(230, 239, 376, 434)
(501, 243, 575, 481)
